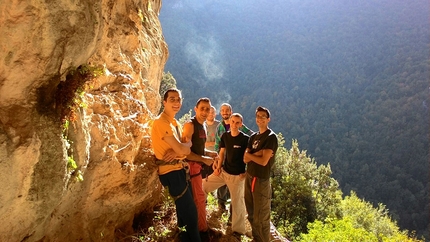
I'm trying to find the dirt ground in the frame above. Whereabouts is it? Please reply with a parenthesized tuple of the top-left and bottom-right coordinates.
(206, 204, 289, 242)
(206, 204, 253, 242)
(130, 194, 288, 242)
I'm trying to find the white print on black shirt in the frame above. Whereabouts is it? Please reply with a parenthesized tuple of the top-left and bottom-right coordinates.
(252, 140, 260, 150)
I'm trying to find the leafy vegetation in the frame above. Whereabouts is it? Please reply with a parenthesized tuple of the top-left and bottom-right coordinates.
(270, 138, 421, 241)
(57, 64, 103, 182)
(158, 72, 178, 114)
(271, 138, 342, 239)
(159, 72, 177, 96)
(299, 192, 422, 242)
(300, 218, 380, 242)
(128, 188, 180, 241)
(56, 64, 103, 123)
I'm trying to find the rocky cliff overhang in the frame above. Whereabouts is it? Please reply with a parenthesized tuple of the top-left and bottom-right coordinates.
(0, 0, 167, 240)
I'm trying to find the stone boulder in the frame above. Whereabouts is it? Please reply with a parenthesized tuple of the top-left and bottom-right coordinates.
(0, 0, 167, 240)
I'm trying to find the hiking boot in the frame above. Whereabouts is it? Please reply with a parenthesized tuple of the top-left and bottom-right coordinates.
(232, 231, 242, 239)
(200, 228, 223, 241)
(207, 227, 223, 238)
(218, 201, 226, 212)
(199, 231, 209, 242)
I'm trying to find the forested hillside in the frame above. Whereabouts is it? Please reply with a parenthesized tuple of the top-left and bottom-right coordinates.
(160, 0, 429, 238)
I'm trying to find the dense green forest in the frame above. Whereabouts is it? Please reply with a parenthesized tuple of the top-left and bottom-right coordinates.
(159, 0, 429, 239)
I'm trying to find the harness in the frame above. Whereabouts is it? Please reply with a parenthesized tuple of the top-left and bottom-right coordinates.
(171, 182, 189, 201)
(190, 171, 202, 179)
(157, 159, 190, 201)
(186, 160, 203, 179)
(155, 159, 182, 166)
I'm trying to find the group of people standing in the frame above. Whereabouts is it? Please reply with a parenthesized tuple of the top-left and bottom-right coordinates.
(150, 88, 278, 242)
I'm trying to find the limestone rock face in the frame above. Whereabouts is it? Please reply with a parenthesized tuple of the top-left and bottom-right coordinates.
(0, 0, 167, 241)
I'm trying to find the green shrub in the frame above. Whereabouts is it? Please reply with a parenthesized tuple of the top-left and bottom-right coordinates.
(271, 138, 342, 239)
(299, 192, 423, 242)
(300, 218, 378, 242)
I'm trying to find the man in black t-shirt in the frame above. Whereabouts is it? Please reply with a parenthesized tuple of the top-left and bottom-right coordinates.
(244, 106, 278, 242)
(203, 113, 249, 236)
